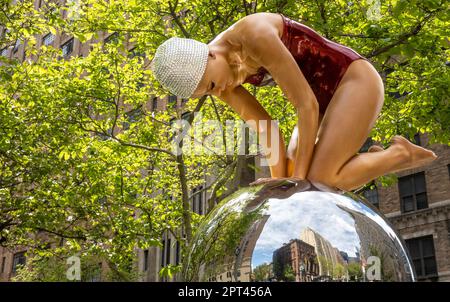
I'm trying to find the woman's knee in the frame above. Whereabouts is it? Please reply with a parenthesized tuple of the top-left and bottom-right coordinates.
(306, 162, 339, 187)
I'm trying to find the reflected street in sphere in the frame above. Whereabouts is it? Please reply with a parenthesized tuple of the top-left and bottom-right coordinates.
(182, 180, 415, 282)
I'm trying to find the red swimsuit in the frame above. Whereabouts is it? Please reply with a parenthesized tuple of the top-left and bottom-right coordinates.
(243, 13, 368, 113)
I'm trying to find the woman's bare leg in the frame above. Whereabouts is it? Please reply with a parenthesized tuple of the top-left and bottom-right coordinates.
(304, 60, 437, 191)
(332, 136, 436, 190)
(286, 113, 324, 177)
(288, 116, 381, 177)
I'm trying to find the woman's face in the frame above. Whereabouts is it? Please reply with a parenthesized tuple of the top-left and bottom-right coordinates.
(191, 46, 235, 98)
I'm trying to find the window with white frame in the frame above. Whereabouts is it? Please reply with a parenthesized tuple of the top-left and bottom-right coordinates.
(1, 47, 8, 57)
(42, 33, 55, 46)
(13, 39, 20, 53)
(61, 38, 74, 57)
(362, 186, 379, 208)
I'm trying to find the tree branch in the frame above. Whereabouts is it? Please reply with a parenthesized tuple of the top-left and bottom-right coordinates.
(35, 227, 87, 240)
(314, 0, 330, 38)
(242, 0, 249, 16)
(208, 160, 237, 212)
(168, 0, 190, 38)
(365, 10, 441, 58)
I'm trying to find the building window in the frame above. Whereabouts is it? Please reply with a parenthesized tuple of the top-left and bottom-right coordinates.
(12, 252, 26, 274)
(97, 127, 113, 141)
(166, 238, 171, 266)
(128, 47, 145, 59)
(192, 186, 203, 215)
(152, 97, 158, 111)
(127, 106, 143, 123)
(13, 39, 20, 53)
(192, 188, 197, 213)
(168, 116, 180, 142)
(161, 239, 166, 267)
(143, 249, 149, 271)
(447, 220, 450, 240)
(168, 95, 177, 109)
(413, 133, 421, 146)
(404, 132, 422, 145)
(398, 172, 428, 213)
(388, 90, 409, 99)
(42, 33, 55, 46)
(1, 47, 8, 57)
(175, 241, 180, 265)
(123, 106, 144, 130)
(181, 111, 191, 121)
(1, 256, 5, 273)
(136, 80, 145, 89)
(88, 262, 102, 282)
(362, 186, 379, 208)
(104, 32, 119, 45)
(61, 38, 74, 57)
(406, 236, 437, 279)
(197, 186, 203, 215)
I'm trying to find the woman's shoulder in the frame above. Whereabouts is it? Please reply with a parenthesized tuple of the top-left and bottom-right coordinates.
(214, 12, 282, 47)
(240, 12, 283, 40)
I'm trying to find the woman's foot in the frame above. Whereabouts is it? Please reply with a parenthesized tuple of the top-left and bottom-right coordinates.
(390, 135, 437, 172)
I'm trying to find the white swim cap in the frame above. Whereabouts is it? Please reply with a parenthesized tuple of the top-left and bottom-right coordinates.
(150, 37, 209, 98)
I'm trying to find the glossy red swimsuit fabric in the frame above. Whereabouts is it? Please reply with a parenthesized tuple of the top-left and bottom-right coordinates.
(243, 13, 368, 113)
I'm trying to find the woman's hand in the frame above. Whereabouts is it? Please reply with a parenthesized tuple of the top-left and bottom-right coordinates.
(250, 176, 304, 187)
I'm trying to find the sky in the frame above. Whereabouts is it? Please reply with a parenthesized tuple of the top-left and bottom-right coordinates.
(251, 191, 363, 268)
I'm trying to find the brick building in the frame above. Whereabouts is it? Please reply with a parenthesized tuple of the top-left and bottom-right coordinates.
(368, 134, 450, 281)
(355, 134, 449, 281)
(300, 227, 346, 278)
(0, 247, 27, 281)
(272, 239, 319, 282)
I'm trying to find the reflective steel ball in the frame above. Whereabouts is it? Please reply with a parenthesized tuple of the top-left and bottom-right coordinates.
(183, 180, 415, 282)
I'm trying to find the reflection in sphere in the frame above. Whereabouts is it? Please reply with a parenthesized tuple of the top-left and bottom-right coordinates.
(183, 180, 415, 282)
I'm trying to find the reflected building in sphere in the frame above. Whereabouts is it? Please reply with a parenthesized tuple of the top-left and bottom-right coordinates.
(300, 227, 346, 278)
(272, 238, 319, 282)
(182, 180, 416, 282)
(345, 206, 413, 281)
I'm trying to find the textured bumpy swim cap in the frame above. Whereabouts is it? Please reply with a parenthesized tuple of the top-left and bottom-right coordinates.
(150, 37, 209, 98)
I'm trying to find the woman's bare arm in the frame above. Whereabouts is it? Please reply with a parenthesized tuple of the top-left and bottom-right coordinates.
(242, 17, 319, 179)
(220, 85, 287, 177)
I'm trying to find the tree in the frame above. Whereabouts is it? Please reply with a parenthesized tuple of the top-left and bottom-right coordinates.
(283, 265, 296, 282)
(332, 263, 346, 280)
(253, 262, 272, 281)
(1, 0, 448, 280)
(347, 262, 363, 281)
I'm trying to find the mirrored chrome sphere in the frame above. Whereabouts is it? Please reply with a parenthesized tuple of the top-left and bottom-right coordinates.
(183, 180, 415, 282)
